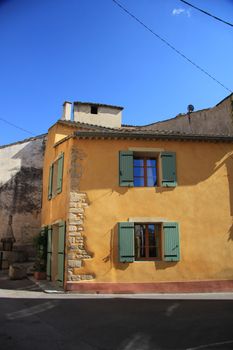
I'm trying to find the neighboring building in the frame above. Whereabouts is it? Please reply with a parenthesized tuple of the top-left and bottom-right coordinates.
(142, 93, 233, 136)
(41, 99, 233, 292)
(0, 134, 46, 257)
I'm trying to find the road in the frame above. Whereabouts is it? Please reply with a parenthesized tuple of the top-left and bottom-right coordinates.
(0, 294, 233, 350)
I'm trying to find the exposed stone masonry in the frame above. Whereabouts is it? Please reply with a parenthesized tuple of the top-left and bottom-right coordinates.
(66, 147, 94, 282)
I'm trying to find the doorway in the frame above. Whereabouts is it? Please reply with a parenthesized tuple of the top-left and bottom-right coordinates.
(46, 221, 65, 287)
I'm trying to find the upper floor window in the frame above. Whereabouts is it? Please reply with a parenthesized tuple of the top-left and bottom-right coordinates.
(119, 150, 176, 188)
(48, 153, 64, 200)
(133, 157, 157, 187)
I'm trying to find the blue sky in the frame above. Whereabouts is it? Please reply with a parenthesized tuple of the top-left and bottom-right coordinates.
(0, 0, 232, 145)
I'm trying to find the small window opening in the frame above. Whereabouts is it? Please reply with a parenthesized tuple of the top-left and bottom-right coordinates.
(91, 106, 98, 114)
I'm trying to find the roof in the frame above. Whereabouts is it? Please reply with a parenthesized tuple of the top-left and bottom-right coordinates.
(74, 101, 124, 110)
(52, 92, 233, 145)
(0, 133, 47, 149)
(53, 120, 233, 146)
(73, 129, 233, 142)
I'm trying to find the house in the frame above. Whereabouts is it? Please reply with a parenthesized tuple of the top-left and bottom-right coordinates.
(41, 99, 233, 293)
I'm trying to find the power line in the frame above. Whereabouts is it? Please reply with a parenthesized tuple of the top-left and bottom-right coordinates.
(0, 117, 35, 136)
(180, 0, 233, 28)
(112, 0, 232, 93)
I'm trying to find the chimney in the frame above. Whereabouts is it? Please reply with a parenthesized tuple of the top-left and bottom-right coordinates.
(61, 101, 72, 121)
(73, 102, 123, 128)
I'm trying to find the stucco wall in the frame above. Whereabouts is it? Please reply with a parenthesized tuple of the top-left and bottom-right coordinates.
(143, 94, 233, 136)
(42, 123, 233, 286)
(0, 135, 46, 252)
(71, 138, 233, 283)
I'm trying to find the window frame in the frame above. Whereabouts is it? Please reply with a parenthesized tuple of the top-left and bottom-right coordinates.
(118, 221, 180, 263)
(133, 156, 159, 187)
(119, 150, 177, 188)
(134, 222, 162, 261)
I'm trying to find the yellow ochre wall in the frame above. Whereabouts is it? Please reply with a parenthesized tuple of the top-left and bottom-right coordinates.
(73, 138, 233, 283)
(41, 123, 73, 225)
(42, 122, 233, 285)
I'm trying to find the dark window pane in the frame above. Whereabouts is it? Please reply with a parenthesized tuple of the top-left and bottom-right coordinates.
(147, 159, 156, 167)
(134, 159, 143, 166)
(148, 225, 155, 246)
(148, 224, 155, 232)
(135, 225, 146, 258)
(134, 177, 144, 187)
(134, 167, 144, 177)
(149, 246, 158, 257)
(91, 106, 98, 114)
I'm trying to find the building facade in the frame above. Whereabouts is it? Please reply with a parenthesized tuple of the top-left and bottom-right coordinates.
(41, 101, 233, 292)
(143, 93, 233, 136)
(0, 135, 46, 258)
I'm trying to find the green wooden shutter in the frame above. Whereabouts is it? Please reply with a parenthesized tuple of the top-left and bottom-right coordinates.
(57, 153, 64, 194)
(48, 165, 53, 200)
(163, 222, 180, 261)
(57, 221, 65, 286)
(46, 225, 52, 279)
(118, 222, 135, 262)
(119, 151, 134, 187)
(161, 152, 177, 187)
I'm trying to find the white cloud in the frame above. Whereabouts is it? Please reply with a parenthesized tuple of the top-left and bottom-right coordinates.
(172, 8, 185, 15)
(172, 8, 191, 17)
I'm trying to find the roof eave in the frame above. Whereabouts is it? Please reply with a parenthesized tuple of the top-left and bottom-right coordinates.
(74, 131, 233, 142)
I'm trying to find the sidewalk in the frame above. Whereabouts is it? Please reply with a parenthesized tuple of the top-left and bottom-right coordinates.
(1, 270, 233, 299)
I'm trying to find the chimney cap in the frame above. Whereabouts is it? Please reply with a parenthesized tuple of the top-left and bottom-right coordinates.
(63, 101, 72, 106)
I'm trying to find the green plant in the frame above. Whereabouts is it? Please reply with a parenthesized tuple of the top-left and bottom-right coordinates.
(34, 230, 47, 272)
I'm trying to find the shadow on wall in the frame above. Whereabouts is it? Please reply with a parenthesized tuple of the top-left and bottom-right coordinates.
(228, 224, 233, 241)
(102, 226, 128, 272)
(214, 152, 233, 217)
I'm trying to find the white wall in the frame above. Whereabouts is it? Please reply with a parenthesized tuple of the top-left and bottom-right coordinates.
(74, 104, 122, 128)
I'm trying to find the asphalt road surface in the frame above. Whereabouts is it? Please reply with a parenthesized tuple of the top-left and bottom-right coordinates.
(0, 295, 233, 350)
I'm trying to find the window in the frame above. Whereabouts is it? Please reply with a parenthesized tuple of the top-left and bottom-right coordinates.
(118, 221, 180, 263)
(133, 158, 157, 187)
(48, 153, 64, 200)
(91, 106, 98, 114)
(135, 223, 161, 260)
(119, 151, 176, 187)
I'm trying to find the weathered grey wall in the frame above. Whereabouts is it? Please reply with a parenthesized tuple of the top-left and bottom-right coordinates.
(0, 135, 46, 253)
(142, 94, 233, 135)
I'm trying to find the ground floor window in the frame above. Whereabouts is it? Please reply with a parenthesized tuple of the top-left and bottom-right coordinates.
(118, 221, 180, 263)
(135, 223, 161, 260)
